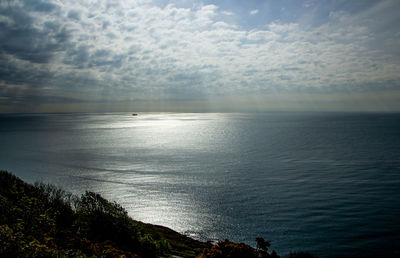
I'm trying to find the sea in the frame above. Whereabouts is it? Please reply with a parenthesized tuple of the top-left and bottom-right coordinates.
(1, 112, 400, 257)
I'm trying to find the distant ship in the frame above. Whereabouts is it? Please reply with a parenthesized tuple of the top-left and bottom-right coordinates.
(132, 113, 138, 116)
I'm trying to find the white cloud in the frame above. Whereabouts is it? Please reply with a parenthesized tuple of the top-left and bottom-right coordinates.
(250, 9, 259, 15)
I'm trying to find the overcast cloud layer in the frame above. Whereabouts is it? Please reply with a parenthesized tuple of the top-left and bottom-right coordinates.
(1, 0, 400, 112)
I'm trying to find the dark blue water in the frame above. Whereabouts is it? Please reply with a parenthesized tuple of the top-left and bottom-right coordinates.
(1, 112, 400, 257)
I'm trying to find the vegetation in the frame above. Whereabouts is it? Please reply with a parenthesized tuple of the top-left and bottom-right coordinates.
(0, 171, 314, 257)
(0, 170, 195, 257)
(198, 238, 280, 258)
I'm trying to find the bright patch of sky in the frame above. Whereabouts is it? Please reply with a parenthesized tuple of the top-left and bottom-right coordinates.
(0, 0, 399, 112)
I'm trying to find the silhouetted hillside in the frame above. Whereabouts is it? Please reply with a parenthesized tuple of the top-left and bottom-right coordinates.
(0, 170, 314, 257)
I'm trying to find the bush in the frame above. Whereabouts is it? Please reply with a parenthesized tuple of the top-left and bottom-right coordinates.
(0, 171, 161, 257)
(74, 191, 169, 257)
(256, 237, 279, 258)
(34, 182, 76, 228)
(75, 191, 136, 244)
(198, 239, 259, 258)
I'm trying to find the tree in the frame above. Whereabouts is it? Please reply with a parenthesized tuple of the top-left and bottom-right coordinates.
(256, 237, 279, 258)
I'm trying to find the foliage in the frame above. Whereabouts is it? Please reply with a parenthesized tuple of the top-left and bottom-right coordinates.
(198, 238, 280, 258)
(256, 237, 279, 258)
(0, 170, 167, 257)
(74, 191, 169, 257)
(0, 170, 312, 258)
(198, 239, 259, 258)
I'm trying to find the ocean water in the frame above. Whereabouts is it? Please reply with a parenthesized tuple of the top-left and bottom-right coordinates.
(1, 112, 400, 257)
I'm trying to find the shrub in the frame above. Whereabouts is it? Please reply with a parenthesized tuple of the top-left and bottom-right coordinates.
(256, 237, 279, 258)
(198, 239, 259, 258)
(74, 191, 169, 257)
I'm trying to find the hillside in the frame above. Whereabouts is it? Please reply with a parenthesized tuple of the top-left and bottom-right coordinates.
(0, 170, 310, 257)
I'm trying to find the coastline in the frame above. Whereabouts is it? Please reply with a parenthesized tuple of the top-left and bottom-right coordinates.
(0, 170, 288, 257)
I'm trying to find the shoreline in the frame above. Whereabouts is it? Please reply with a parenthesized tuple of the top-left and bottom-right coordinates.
(0, 170, 292, 257)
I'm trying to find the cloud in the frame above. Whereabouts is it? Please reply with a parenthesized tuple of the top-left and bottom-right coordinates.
(0, 3, 69, 64)
(0, 0, 400, 112)
(250, 9, 259, 15)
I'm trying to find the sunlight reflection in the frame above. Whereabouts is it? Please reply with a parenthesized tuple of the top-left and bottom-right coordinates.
(69, 113, 233, 241)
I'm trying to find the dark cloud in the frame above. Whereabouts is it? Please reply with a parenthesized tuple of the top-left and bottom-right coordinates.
(67, 10, 81, 21)
(0, 55, 54, 87)
(63, 44, 91, 68)
(0, 93, 86, 105)
(62, 44, 126, 71)
(0, 0, 399, 112)
(102, 21, 110, 30)
(25, 0, 58, 13)
(0, 2, 70, 64)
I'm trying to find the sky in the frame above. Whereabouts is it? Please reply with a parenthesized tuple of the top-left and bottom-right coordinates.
(0, 0, 400, 113)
